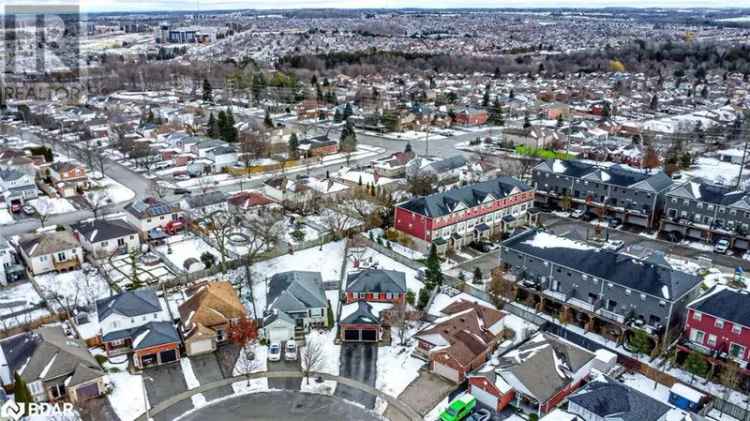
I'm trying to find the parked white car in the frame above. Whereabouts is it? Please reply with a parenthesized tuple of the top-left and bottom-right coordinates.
(268, 343, 282, 362)
(571, 209, 585, 219)
(714, 239, 730, 254)
(284, 342, 297, 361)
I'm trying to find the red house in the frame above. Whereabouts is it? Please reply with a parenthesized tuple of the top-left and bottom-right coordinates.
(394, 176, 534, 253)
(339, 301, 385, 342)
(683, 286, 750, 363)
(454, 108, 488, 126)
(344, 269, 406, 305)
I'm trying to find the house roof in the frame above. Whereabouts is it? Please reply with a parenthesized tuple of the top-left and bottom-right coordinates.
(125, 197, 179, 219)
(131, 321, 180, 350)
(0, 332, 41, 382)
(228, 192, 274, 209)
(535, 159, 673, 192)
(96, 288, 162, 321)
(18, 230, 80, 257)
(346, 269, 406, 294)
(340, 301, 380, 325)
(267, 271, 327, 314)
(178, 281, 247, 330)
(568, 377, 670, 421)
(503, 229, 702, 300)
(667, 181, 750, 208)
(19, 326, 102, 384)
(398, 176, 530, 218)
(182, 191, 228, 209)
(72, 218, 138, 244)
(690, 286, 750, 328)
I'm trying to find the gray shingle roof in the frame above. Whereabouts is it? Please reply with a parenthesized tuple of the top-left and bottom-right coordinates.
(0, 332, 40, 381)
(399, 176, 530, 218)
(536, 159, 673, 192)
(131, 321, 180, 350)
(568, 377, 670, 421)
(72, 218, 138, 243)
(20, 326, 102, 384)
(183, 191, 228, 209)
(341, 301, 379, 325)
(96, 288, 161, 321)
(690, 287, 750, 328)
(267, 271, 327, 314)
(18, 230, 80, 257)
(346, 269, 406, 294)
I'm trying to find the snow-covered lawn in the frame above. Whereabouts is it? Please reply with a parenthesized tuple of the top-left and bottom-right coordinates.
(107, 372, 147, 421)
(0, 209, 14, 225)
(283, 221, 322, 246)
(233, 344, 267, 377)
(28, 197, 76, 215)
(0, 282, 51, 328)
(346, 248, 424, 294)
(620, 372, 670, 403)
(104, 253, 177, 289)
(304, 329, 340, 377)
(155, 234, 222, 272)
(376, 329, 424, 403)
(176, 173, 233, 189)
(685, 157, 747, 187)
(88, 176, 136, 205)
(34, 266, 111, 311)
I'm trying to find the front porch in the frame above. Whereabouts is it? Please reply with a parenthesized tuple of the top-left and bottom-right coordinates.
(53, 256, 81, 272)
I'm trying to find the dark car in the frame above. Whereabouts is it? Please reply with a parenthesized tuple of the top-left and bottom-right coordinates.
(173, 188, 191, 195)
(608, 217, 623, 228)
(469, 242, 492, 253)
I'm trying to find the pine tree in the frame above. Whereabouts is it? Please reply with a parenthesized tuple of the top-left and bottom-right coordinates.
(207, 113, 219, 138)
(482, 83, 491, 107)
(649, 95, 659, 111)
(404, 142, 412, 153)
(339, 120, 357, 153)
(523, 112, 531, 129)
(326, 300, 334, 328)
(556, 114, 564, 129)
(333, 108, 343, 123)
(288, 133, 299, 160)
(202, 78, 213, 102)
(473, 267, 483, 284)
(217, 111, 228, 137)
(684, 352, 708, 382)
(14, 371, 32, 414)
(417, 288, 431, 310)
(343, 103, 354, 120)
(488, 99, 505, 126)
(146, 109, 155, 123)
(424, 244, 443, 289)
(223, 108, 238, 143)
(264, 109, 274, 128)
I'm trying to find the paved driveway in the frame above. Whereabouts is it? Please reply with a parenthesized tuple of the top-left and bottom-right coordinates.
(267, 342, 301, 391)
(190, 352, 233, 402)
(334, 343, 377, 409)
(143, 363, 191, 421)
(384, 371, 455, 421)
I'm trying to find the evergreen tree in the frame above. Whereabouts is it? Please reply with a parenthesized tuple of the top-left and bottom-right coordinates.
(488, 99, 505, 126)
(649, 95, 659, 111)
(288, 133, 299, 159)
(482, 83, 491, 107)
(206, 113, 218, 138)
(217, 111, 228, 137)
(252, 72, 267, 104)
(146, 109, 155, 123)
(223, 108, 238, 142)
(523, 112, 531, 129)
(343, 103, 354, 120)
(333, 108, 343, 123)
(424, 244, 444, 289)
(264, 109, 274, 128)
(14, 372, 32, 415)
(339, 120, 357, 153)
(556, 114, 564, 129)
(404, 142, 412, 154)
(684, 352, 709, 381)
(202, 78, 213, 102)
(473, 267, 483, 284)
(509, 89, 515, 100)
(417, 288, 430, 310)
(326, 300, 334, 328)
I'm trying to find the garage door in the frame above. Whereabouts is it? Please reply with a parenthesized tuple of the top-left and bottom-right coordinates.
(190, 339, 213, 355)
(361, 329, 377, 342)
(344, 329, 359, 341)
(75, 383, 100, 401)
(433, 361, 460, 383)
(141, 353, 157, 367)
(160, 349, 177, 364)
(268, 327, 292, 343)
(471, 385, 498, 411)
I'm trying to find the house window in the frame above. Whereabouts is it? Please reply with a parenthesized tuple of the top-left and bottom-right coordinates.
(716, 319, 724, 329)
(733, 324, 742, 335)
(118, 238, 125, 246)
(708, 334, 718, 346)
(691, 329, 705, 344)
(101, 241, 108, 247)
(693, 311, 702, 321)
(40, 255, 48, 262)
(57, 252, 66, 261)
(730, 343, 746, 359)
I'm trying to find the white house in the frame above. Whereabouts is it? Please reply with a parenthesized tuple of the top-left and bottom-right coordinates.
(17, 230, 83, 275)
(124, 197, 183, 235)
(0, 167, 38, 206)
(72, 218, 141, 259)
(206, 145, 237, 173)
(179, 191, 229, 219)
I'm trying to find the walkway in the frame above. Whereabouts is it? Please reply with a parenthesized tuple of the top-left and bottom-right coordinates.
(134, 370, 422, 421)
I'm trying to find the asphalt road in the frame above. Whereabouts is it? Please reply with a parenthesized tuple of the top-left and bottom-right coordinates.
(178, 390, 381, 421)
(334, 342, 378, 409)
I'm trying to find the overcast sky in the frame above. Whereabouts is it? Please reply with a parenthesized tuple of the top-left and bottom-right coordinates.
(3, 0, 750, 14)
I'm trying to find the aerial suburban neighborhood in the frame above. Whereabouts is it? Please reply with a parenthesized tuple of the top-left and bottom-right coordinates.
(3, 4, 750, 421)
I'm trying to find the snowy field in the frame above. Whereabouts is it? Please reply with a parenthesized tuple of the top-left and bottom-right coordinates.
(28, 197, 76, 215)
(156, 234, 223, 272)
(0, 209, 14, 225)
(0, 281, 50, 329)
(89, 176, 136, 204)
(104, 253, 177, 289)
(34, 266, 111, 311)
(106, 357, 147, 421)
(684, 157, 748, 188)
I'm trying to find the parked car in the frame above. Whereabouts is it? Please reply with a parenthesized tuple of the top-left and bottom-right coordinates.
(666, 231, 683, 243)
(268, 343, 281, 362)
(468, 241, 492, 253)
(173, 188, 191, 195)
(284, 342, 297, 361)
(608, 217, 623, 229)
(714, 239, 730, 254)
(440, 394, 476, 421)
(22, 205, 35, 216)
(571, 209, 585, 219)
(173, 174, 190, 181)
(604, 239, 625, 251)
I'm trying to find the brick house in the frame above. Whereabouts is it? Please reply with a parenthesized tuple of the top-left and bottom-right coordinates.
(682, 286, 750, 364)
(454, 108, 488, 126)
(48, 161, 89, 198)
(394, 176, 534, 254)
(339, 301, 390, 342)
(344, 269, 407, 305)
(414, 300, 505, 383)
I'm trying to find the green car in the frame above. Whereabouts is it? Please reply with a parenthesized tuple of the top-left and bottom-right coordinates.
(439, 394, 476, 421)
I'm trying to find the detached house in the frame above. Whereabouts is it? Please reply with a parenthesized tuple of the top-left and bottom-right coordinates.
(17, 326, 106, 404)
(262, 271, 328, 343)
(178, 281, 249, 356)
(72, 218, 140, 259)
(96, 288, 180, 368)
(180, 191, 228, 219)
(567, 376, 680, 421)
(0, 168, 38, 207)
(124, 197, 183, 240)
(415, 300, 506, 383)
(344, 269, 407, 305)
(17, 230, 83, 275)
(48, 162, 89, 198)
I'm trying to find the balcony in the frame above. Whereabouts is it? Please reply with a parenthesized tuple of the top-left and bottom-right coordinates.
(543, 289, 568, 302)
(597, 308, 626, 324)
(568, 297, 597, 312)
(53, 256, 80, 272)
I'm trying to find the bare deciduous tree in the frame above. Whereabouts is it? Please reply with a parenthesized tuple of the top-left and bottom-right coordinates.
(301, 337, 325, 384)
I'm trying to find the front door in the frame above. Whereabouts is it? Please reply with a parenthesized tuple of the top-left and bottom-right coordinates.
(295, 318, 304, 328)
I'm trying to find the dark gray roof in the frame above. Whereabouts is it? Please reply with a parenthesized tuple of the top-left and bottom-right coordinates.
(0, 332, 40, 380)
(667, 181, 750, 208)
(426, 155, 467, 172)
(399, 176, 530, 218)
(267, 271, 327, 313)
(568, 378, 671, 421)
(503, 229, 702, 300)
(125, 198, 179, 219)
(690, 287, 750, 328)
(131, 321, 180, 350)
(96, 288, 161, 321)
(72, 218, 138, 243)
(183, 191, 228, 209)
(341, 301, 380, 325)
(0, 168, 25, 181)
(20, 327, 102, 384)
(346, 269, 407, 294)
(536, 159, 673, 192)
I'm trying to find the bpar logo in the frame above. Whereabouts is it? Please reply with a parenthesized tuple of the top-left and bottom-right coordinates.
(1, 400, 75, 420)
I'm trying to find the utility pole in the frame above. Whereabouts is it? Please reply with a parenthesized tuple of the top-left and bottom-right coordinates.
(737, 114, 749, 190)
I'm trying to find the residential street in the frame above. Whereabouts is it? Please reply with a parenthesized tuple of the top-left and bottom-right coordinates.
(334, 342, 378, 409)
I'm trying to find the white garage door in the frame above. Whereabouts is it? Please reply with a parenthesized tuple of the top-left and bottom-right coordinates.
(190, 339, 213, 355)
(433, 361, 460, 383)
(471, 385, 498, 411)
(268, 327, 293, 343)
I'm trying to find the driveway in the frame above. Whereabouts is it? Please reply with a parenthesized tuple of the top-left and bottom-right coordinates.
(384, 371, 455, 421)
(267, 342, 301, 391)
(334, 343, 377, 409)
(190, 352, 233, 402)
(143, 363, 191, 421)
